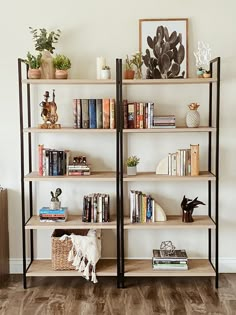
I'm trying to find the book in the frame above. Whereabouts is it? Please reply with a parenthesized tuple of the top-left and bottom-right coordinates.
(96, 99, 103, 128)
(109, 98, 115, 129)
(81, 99, 89, 128)
(123, 99, 128, 129)
(102, 98, 110, 128)
(72, 99, 77, 128)
(39, 207, 68, 214)
(89, 99, 96, 128)
(153, 249, 188, 260)
(128, 103, 135, 129)
(38, 144, 44, 176)
(76, 99, 82, 128)
(190, 144, 199, 176)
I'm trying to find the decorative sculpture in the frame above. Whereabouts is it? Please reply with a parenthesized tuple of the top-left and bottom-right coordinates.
(50, 188, 62, 209)
(39, 90, 61, 129)
(160, 240, 176, 255)
(181, 195, 205, 223)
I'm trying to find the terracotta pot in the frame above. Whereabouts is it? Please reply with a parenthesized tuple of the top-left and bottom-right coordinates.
(55, 69, 68, 79)
(28, 68, 41, 79)
(203, 72, 211, 78)
(124, 70, 135, 79)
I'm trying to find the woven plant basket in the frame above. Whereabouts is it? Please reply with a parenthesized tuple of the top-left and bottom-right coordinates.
(51, 229, 88, 270)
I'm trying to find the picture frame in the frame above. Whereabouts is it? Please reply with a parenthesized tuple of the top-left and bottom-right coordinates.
(139, 18, 188, 79)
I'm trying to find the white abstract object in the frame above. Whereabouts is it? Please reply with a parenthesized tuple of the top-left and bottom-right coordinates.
(155, 156, 168, 174)
(155, 203, 167, 222)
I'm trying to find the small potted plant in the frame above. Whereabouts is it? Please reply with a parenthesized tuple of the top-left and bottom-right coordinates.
(131, 51, 143, 79)
(124, 55, 135, 79)
(100, 65, 111, 80)
(29, 27, 61, 79)
(53, 54, 71, 79)
(203, 70, 211, 78)
(196, 67, 204, 78)
(24, 52, 42, 79)
(126, 155, 140, 175)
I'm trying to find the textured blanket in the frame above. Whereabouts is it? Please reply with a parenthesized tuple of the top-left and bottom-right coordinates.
(60, 229, 101, 283)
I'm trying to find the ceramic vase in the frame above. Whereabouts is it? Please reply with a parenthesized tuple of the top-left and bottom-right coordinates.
(40, 50, 55, 79)
(100, 69, 111, 80)
(186, 103, 200, 128)
(50, 201, 61, 210)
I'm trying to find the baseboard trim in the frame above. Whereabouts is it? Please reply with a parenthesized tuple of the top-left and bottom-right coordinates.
(9, 258, 236, 274)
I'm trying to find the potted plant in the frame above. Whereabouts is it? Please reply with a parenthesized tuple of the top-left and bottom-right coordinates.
(131, 52, 143, 79)
(53, 54, 71, 79)
(203, 70, 211, 78)
(24, 52, 42, 79)
(196, 67, 204, 78)
(29, 27, 61, 79)
(100, 66, 111, 80)
(126, 155, 140, 175)
(124, 55, 135, 79)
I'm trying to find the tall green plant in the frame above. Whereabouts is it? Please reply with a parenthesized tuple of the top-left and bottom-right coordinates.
(29, 27, 61, 54)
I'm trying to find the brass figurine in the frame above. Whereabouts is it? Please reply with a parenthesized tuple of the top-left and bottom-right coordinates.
(39, 90, 61, 129)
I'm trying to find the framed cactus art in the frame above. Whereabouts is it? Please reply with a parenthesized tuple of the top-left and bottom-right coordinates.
(139, 18, 188, 79)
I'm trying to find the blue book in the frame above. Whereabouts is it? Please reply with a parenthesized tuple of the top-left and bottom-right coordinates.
(89, 99, 96, 128)
(39, 207, 68, 214)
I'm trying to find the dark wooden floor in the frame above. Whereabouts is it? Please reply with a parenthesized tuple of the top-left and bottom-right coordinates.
(0, 275, 236, 314)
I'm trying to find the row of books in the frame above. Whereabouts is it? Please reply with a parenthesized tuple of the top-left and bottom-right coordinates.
(39, 207, 68, 222)
(82, 193, 110, 223)
(152, 249, 188, 270)
(73, 98, 115, 129)
(168, 144, 200, 176)
(129, 190, 155, 223)
(38, 146, 91, 176)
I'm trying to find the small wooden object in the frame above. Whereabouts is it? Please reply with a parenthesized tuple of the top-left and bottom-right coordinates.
(0, 189, 9, 284)
(190, 144, 199, 176)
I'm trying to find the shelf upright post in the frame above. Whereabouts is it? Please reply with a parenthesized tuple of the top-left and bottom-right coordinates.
(116, 58, 124, 288)
(18, 58, 27, 289)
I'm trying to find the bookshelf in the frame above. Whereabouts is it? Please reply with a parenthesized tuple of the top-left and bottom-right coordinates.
(18, 57, 220, 289)
(116, 57, 220, 288)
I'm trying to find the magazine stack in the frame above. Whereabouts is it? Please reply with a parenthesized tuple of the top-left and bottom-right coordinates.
(152, 249, 188, 270)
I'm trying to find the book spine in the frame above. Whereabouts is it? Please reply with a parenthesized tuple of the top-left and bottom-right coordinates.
(76, 99, 82, 128)
(139, 102, 144, 129)
(190, 144, 199, 176)
(38, 144, 44, 176)
(102, 98, 110, 129)
(123, 99, 128, 129)
(96, 99, 103, 128)
(89, 99, 96, 128)
(73, 99, 77, 128)
(128, 103, 135, 129)
(109, 98, 115, 129)
(81, 99, 89, 128)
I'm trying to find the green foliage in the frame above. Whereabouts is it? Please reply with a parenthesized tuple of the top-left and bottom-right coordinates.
(131, 52, 143, 69)
(24, 52, 42, 69)
(126, 155, 140, 167)
(102, 65, 110, 70)
(29, 27, 61, 54)
(53, 54, 71, 70)
(125, 55, 134, 71)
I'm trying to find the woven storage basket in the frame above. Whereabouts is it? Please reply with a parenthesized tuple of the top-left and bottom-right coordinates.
(51, 229, 88, 270)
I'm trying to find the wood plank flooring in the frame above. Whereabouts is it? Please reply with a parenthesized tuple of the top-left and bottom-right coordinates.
(1, 275, 236, 314)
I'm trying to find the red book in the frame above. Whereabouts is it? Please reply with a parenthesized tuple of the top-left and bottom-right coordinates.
(38, 144, 44, 176)
(102, 98, 110, 129)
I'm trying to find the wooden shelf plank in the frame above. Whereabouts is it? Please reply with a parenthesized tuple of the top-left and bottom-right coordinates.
(124, 215, 215, 229)
(22, 79, 116, 85)
(26, 259, 117, 277)
(124, 259, 215, 277)
(123, 171, 216, 182)
(22, 78, 217, 85)
(123, 127, 216, 133)
(24, 171, 116, 182)
(25, 215, 117, 230)
(23, 127, 116, 133)
(123, 78, 217, 85)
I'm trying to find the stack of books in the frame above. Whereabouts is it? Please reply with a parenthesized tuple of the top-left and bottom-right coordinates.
(152, 249, 188, 270)
(152, 115, 176, 128)
(68, 164, 91, 176)
(39, 207, 68, 222)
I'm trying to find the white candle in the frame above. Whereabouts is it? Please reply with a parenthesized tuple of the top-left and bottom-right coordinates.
(96, 57, 106, 79)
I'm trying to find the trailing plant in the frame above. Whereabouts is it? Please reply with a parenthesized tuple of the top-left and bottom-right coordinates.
(29, 27, 61, 54)
(126, 155, 140, 167)
(131, 52, 143, 70)
(53, 54, 71, 70)
(24, 52, 42, 69)
(142, 25, 185, 79)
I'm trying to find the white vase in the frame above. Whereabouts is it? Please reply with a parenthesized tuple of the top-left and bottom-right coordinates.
(127, 166, 137, 176)
(40, 50, 55, 79)
(186, 103, 200, 128)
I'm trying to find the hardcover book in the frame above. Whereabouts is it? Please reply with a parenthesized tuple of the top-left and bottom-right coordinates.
(81, 99, 89, 129)
(89, 99, 96, 129)
(102, 98, 110, 129)
(96, 99, 103, 128)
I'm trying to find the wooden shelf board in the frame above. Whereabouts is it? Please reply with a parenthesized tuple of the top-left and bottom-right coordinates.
(26, 259, 117, 277)
(23, 127, 116, 133)
(123, 78, 217, 85)
(123, 127, 216, 133)
(25, 215, 117, 230)
(124, 215, 215, 229)
(124, 259, 215, 277)
(22, 79, 116, 85)
(24, 171, 116, 182)
(123, 171, 216, 182)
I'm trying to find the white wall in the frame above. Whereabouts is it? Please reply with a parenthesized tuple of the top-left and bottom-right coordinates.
(0, 0, 235, 273)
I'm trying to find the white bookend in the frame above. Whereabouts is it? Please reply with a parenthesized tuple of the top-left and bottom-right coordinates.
(155, 203, 167, 222)
(155, 156, 168, 175)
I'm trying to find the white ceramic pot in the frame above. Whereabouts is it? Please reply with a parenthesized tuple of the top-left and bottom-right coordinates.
(127, 166, 137, 176)
(50, 201, 61, 210)
(100, 69, 111, 80)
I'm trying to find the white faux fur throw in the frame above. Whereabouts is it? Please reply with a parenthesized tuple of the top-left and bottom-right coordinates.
(60, 229, 101, 283)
